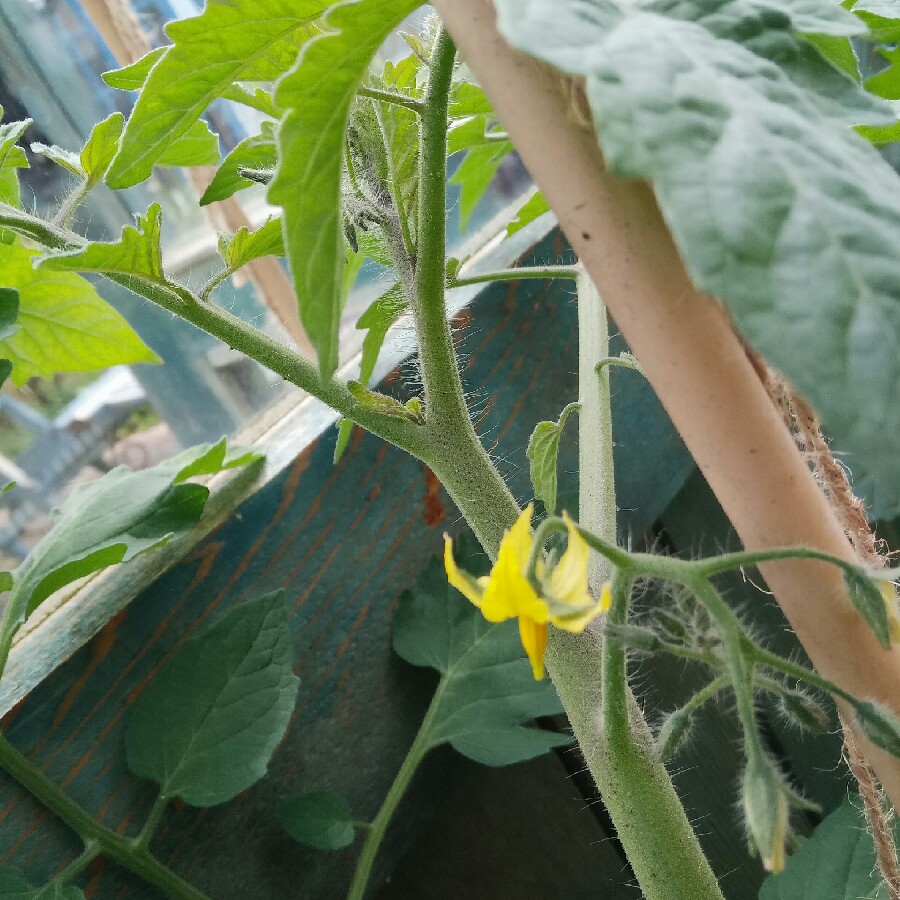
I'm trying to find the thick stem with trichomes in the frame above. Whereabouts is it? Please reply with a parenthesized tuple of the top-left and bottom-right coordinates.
(544, 276, 723, 900)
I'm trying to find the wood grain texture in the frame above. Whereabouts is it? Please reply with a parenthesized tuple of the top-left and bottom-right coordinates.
(0, 231, 694, 898)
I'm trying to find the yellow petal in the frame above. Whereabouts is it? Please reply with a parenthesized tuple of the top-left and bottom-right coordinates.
(599, 582, 613, 612)
(444, 534, 486, 609)
(480, 505, 548, 623)
(518, 617, 548, 679)
(544, 512, 591, 606)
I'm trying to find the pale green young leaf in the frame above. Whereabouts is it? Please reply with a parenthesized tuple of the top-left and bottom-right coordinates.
(497, 0, 900, 517)
(332, 418, 353, 464)
(803, 34, 860, 80)
(156, 119, 220, 168)
(450, 141, 512, 231)
(221, 83, 280, 118)
(82, 112, 125, 188)
(393, 536, 569, 766)
(527, 402, 580, 516)
(270, 0, 424, 379)
(218, 219, 285, 276)
(201, 122, 277, 205)
(857, 117, 900, 144)
(866, 45, 900, 98)
(357, 281, 406, 387)
(0, 573, 11, 594)
(507, 191, 550, 237)
(29, 143, 82, 177)
(36, 203, 174, 292)
(169, 435, 263, 482)
(280, 793, 357, 850)
(0, 116, 30, 215)
(108, 1, 327, 188)
(126, 591, 298, 806)
(347, 380, 423, 423)
(102, 47, 166, 91)
(759, 797, 895, 899)
(0, 242, 158, 384)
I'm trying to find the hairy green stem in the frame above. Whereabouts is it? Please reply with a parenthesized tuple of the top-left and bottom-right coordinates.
(447, 265, 578, 288)
(542, 277, 723, 900)
(357, 86, 425, 114)
(346, 691, 437, 900)
(52, 842, 101, 885)
(134, 793, 169, 851)
(0, 732, 209, 899)
(412, 27, 466, 429)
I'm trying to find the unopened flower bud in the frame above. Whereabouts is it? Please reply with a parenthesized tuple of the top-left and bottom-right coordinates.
(743, 754, 788, 873)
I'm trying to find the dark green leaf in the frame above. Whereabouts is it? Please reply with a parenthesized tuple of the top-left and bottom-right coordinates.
(0, 288, 19, 341)
(0, 361, 10, 389)
(201, 122, 276, 205)
(759, 797, 895, 899)
(497, 0, 900, 518)
(0, 242, 159, 384)
(393, 537, 569, 766)
(6, 440, 256, 629)
(102, 47, 166, 91)
(270, 0, 424, 379)
(844, 568, 892, 648)
(280, 793, 356, 850)
(507, 191, 550, 236)
(156, 119, 219, 169)
(108, 1, 326, 188)
(357, 282, 406, 387)
(126, 591, 299, 806)
(526, 403, 580, 516)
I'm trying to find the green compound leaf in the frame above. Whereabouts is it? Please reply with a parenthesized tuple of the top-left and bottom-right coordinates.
(126, 591, 299, 806)
(108, 1, 327, 188)
(759, 797, 897, 899)
(450, 141, 513, 231)
(496, 0, 900, 519)
(843, 568, 892, 648)
(280, 793, 357, 850)
(0, 242, 158, 384)
(270, 0, 424, 379)
(37, 203, 178, 294)
(82, 113, 125, 188)
(526, 402, 580, 517)
(221, 84, 280, 118)
(393, 535, 569, 766)
(201, 122, 277, 205)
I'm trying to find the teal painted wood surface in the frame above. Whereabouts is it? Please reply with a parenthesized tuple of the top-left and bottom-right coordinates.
(0, 230, 695, 898)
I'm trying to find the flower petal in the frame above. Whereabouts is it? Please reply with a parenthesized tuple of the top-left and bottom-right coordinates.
(518, 617, 548, 679)
(444, 534, 486, 609)
(544, 512, 591, 607)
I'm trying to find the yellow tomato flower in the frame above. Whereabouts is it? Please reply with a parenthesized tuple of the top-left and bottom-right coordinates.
(444, 505, 608, 679)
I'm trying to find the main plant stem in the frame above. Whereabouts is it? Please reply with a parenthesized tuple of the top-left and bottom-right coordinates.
(0, 732, 209, 899)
